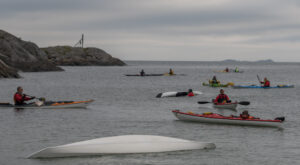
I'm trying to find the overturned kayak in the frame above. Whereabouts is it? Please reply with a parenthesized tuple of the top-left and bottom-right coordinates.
(156, 91, 202, 98)
(213, 102, 238, 110)
(232, 85, 294, 89)
(28, 135, 215, 158)
(0, 100, 94, 109)
(172, 110, 284, 127)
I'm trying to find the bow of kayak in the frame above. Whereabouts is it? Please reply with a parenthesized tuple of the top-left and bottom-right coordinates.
(213, 102, 238, 110)
(28, 135, 215, 158)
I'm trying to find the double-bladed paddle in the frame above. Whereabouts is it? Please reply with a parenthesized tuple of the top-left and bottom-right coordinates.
(197, 101, 250, 105)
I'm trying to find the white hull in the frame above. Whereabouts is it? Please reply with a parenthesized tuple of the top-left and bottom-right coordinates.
(173, 111, 282, 127)
(14, 100, 93, 109)
(28, 135, 215, 158)
(159, 91, 202, 98)
(213, 103, 238, 110)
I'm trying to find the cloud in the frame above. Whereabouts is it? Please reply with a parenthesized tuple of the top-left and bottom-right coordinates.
(1, 0, 300, 61)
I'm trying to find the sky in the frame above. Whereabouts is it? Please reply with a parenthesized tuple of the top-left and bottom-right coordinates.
(1, 0, 300, 62)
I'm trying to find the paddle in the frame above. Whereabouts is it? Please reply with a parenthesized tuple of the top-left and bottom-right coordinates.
(198, 101, 250, 105)
(257, 75, 262, 84)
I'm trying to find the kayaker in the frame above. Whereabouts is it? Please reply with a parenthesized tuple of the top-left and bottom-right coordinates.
(211, 76, 219, 84)
(169, 68, 174, 75)
(214, 89, 231, 103)
(240, 110, 256, 119)
(140, 69, 145, 76)
(13, 86, 35, 105)
(234, 67, 239, 72)
(225, 67, 229, 72)
(260, 77, 270, 87)
(187, 89, 194, 97)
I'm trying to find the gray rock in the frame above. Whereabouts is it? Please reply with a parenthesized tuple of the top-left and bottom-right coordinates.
(42, 46, 126, 66)
(0, 58, 20, 78)
(0, 30, 63, 72)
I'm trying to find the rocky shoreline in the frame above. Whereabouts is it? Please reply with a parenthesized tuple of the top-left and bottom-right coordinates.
(0, 30, 125, 78)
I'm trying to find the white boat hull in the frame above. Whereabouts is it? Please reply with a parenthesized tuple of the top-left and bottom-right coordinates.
(28, 135, 215, 158)
(173, 111, 282, 127)
(213, 103, 238, 110)
(14, 100, 93, 109)
(158, 91, 202, 98)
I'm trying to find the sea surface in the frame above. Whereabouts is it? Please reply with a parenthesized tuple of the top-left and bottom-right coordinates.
(0, 61, 299, 165)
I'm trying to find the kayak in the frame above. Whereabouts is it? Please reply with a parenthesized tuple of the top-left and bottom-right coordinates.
(125, 73, 185, 77)
(172, 110, 284, 127)
(0, 100, 94, 109)
(156, 91, 202, 98)
(202, 82, 230, 87)
(214, 70, 244, 73)
(28, 135, 215, 158)
(125, 74, 163, 76)
(232, 85, 294, 89)
(213, 102, 238, 110)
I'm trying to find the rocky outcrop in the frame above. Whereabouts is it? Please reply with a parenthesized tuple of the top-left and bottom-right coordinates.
(42, 46, 126, 66)
(0, 58, 20, 78)
(0, 30, 63, 72)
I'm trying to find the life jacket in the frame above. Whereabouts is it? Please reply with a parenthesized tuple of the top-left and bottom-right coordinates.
(187, 92, 194, 97)
(264, 80, 270, 87)
(216, 94, 229, 103)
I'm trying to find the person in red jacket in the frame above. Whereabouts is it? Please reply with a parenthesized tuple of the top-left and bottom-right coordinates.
(214, 89, 231, 103)
(261, 77, 270, 87)
(14, 86, 35, 105)
(187, 89, 194, 97)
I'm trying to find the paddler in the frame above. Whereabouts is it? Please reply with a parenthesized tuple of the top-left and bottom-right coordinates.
(234, 67, 239, 72)
(13, 86, 35, 105)
(240, 110, 256, 119)
(214, 89, 231, 103)
(225, 67, 229, 72)
(211, 76, 219, 84)
(169, 68, 174, 75)
(140, 69, 145, 76)
(260, 77, 270, 87)
(187, 89, 194, 97)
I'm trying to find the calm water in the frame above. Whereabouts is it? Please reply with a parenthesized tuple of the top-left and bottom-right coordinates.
(0, 61, 299, 165)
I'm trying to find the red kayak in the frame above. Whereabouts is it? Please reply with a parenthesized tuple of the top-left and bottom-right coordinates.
(172, 110, 284, 127)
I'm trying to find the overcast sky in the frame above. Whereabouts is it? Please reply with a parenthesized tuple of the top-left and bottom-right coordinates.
(1, 0, 300, 62)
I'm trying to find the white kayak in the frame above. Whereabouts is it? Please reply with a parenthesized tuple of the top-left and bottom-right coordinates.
(28, 135, 215, 158)
(156, 91, 202, 98)
(172, 110, 284, 127)
(213, 102, 238, 110)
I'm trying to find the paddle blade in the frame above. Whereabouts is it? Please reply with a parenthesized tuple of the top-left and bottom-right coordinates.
(198, 101, 211, 104)
(238, 101, 250, 105)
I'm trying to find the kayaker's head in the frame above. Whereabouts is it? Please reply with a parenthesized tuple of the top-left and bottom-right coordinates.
(220, 89, 224, 94)
(17, 86, 23, 94)
(241, 110, 249, 116)
(264, 77, 268, 81)
(188, 89, 193, 93)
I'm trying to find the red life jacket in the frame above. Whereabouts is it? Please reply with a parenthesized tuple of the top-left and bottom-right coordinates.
(14, 93, 31, 105)
(215, 94, 229, 103)
(187, 92, 194, 97)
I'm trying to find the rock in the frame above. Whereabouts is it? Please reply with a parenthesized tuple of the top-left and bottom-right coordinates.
(0, 30, 63, 72)
(42, 46, 126, 66)
(0, 58, 20, 78)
